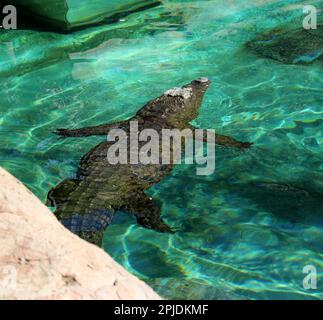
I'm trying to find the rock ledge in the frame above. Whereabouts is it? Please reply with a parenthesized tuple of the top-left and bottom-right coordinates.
(0, 167, 160, 300)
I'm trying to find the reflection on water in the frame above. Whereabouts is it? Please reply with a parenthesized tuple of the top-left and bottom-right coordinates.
(0, 0, 322, 299)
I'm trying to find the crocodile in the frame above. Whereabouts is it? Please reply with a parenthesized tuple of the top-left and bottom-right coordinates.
(47, 78, 253, 246)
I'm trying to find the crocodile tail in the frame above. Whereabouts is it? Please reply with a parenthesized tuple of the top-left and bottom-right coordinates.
(60, 210, 115, 247)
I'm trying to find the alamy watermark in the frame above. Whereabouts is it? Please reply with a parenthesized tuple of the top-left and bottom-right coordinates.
(303, 265, 317, 290)
(303, 5, 318, 29)
(106, 120, 216, 176)
(0, 265, 17, 290)
(0, 5, 17, 29)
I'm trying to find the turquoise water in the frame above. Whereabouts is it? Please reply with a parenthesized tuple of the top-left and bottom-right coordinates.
(0, 0, 322, 299)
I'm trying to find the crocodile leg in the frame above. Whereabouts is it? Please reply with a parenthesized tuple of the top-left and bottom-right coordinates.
(188, 125, 253, 149)
(54, 120, 129, 137)
(210, 132, 253, 149)
(129, 193, 175, 233)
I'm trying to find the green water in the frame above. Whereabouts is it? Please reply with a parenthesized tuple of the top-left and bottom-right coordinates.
(0, 0, 322, 299)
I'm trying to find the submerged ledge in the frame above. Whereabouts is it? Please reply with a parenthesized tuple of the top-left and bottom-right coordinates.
(0, 167, 160, 300)
(11, 0, 161, 32)
(246, 25, 323, 65)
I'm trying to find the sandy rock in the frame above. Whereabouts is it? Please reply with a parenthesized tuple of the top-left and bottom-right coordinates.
(0, 167, 160, 300)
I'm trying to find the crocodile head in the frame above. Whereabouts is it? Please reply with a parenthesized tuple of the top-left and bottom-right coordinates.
(136, 77, 211, 126)
(162, 77, 211, 125)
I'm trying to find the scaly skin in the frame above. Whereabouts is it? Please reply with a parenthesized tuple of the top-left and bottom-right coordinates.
(47, 78, 253, 246)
